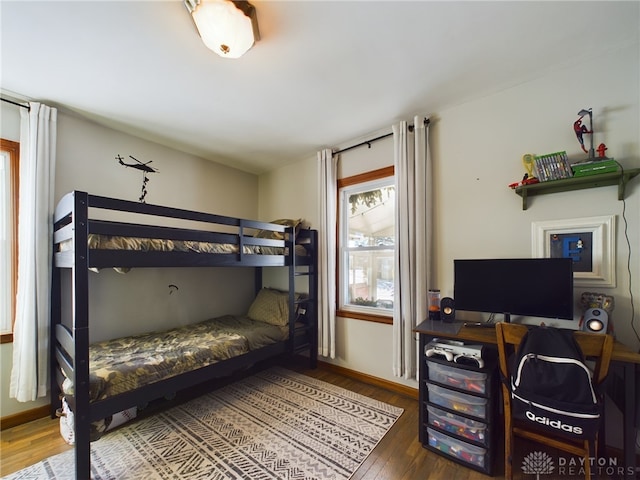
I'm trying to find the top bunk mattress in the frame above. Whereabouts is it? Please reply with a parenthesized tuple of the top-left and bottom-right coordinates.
(59, 234, 308, 257)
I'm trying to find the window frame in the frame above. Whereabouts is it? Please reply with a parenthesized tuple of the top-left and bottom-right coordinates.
(336, 166, 394, 324)
(1, 139, 19, 343)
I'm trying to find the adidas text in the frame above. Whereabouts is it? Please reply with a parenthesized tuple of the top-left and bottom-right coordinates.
(525, 411, 583, 435)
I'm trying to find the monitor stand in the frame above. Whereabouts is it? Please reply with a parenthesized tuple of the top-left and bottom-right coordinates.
(503, 312, 511, 323)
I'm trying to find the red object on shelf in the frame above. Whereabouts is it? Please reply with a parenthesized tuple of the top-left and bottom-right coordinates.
(509, 177, 540, 189)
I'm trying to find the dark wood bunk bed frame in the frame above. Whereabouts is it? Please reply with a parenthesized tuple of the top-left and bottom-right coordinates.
(50, 190, 318, 479)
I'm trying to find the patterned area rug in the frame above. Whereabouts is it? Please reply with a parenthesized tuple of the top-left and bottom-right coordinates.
(5, 367, 403, 480)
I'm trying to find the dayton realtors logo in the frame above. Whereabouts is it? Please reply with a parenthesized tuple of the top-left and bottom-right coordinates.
(521, 451, 636, 478)
(521, 451, 554, 479)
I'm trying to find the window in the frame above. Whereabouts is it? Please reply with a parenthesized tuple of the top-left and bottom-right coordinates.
(337, 167, 394, 323)
(1, 139, 19, 343)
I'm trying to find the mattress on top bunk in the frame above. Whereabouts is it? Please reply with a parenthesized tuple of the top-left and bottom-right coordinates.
(87, 234, 258, 255)
(58, 234, 308, 256)
(57, 218, 310, 256)
(60, 233, 276, 255)
(61, 315, 288, 403)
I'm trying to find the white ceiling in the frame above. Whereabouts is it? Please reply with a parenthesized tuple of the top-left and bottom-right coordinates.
(1, 1, 638, 174)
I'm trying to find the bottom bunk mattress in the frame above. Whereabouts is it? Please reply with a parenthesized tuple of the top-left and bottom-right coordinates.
(61, 315, 288, 404)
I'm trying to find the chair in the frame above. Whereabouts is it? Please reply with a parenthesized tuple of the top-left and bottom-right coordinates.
(495, 323, 613, 480)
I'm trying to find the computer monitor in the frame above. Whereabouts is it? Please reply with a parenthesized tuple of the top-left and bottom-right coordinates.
(453, 258, 574, 323)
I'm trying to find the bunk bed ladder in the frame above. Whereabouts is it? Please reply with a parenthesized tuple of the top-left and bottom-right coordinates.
(289, 229, 318, 369)
(305, 229, 318, 368)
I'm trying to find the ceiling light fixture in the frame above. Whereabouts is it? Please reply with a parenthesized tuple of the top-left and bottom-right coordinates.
(185, 0, 259, 59)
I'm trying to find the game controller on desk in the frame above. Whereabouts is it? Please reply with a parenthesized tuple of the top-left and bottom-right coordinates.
(425, 339, 485, 368)
(425, 345, 454, 362)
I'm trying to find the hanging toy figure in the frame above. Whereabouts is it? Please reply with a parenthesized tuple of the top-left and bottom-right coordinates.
(574, 108, 594, 158)
(574, 117, 591, 153)
(116, 154, 159, 203)
(140, 173, 150, 203)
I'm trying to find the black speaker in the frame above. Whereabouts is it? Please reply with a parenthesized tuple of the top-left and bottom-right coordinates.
(582, 308, 608, 334)
(440, 297, 455, 323)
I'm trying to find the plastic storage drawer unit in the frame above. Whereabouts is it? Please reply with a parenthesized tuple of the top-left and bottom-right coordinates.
(427, 361, 487, 394)
(427, 427, 487, 468)
(427, 383, 487, 419)
(427, 404, 488, 446)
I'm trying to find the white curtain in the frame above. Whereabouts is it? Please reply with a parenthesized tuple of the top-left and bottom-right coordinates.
(392, 116, 432, 380)
(10, 102, 57, 402)
(317, 148, 337, 358)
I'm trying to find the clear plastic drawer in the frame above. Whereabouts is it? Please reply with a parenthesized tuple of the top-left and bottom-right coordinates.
(427, 404, 488, 446)
(427, 427, 487, 468)
(427, 361, 487, 394)
(427, 383, 487, 419)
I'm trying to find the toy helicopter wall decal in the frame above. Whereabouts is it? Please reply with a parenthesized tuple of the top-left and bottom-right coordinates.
(116, 154, 159, 203)
(117, 154, 159, 173)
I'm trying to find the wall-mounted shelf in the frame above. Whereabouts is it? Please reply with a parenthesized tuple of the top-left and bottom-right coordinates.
(514, 168, 640, 210)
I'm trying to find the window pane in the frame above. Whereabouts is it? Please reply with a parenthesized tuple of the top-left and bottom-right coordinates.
(346, 249, 394, 310)
(0, 152, 11, 333)
(341, 181, 395, 313)
(347, 186, 395, 247)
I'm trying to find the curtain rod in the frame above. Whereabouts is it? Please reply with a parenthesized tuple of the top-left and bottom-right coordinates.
(333, 117, 430, 156)
(1, 97, 30, 110)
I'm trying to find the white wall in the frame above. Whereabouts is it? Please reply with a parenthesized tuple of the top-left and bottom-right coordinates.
(1, 104, 260, 417)
(259, 44, 640, 393)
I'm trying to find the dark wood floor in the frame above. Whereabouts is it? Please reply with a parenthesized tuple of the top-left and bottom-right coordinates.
(0, 362, 624, 479)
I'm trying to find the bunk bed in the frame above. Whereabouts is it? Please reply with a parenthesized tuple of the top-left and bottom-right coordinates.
(50, 191, 318, 480)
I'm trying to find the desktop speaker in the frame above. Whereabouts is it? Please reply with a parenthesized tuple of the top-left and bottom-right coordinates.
(440, 297, 455, 323)
(582, 308, 608, 334)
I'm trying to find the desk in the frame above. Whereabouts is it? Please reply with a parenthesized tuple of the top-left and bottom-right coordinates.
(414, 320, 640, 480)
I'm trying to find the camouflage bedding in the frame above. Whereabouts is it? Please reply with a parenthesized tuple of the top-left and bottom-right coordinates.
(85, 234, 264, 255)
(61, 315, 288, 403)
(59, 234, 307, 256)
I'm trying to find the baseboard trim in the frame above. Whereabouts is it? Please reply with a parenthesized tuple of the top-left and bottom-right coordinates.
(1, 404, 51, 431)
(317, 361, 419, 400)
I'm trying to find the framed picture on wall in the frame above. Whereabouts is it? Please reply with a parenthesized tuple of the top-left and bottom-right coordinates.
(531, 215, 616, 287)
